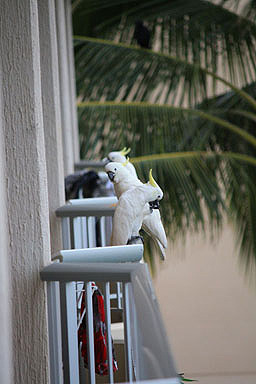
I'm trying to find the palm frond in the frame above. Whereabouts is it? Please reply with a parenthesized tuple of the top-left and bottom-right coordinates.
(74, 37, 256, 109)
(77, 101, 256, 160)
(73, 0, 256, 85)
(132, 151, 256, 269)
(77, 98, 256, 267)
(72, 0, 256, 270)
(220, 155, 256, 272)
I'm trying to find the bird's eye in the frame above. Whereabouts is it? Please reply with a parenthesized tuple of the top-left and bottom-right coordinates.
(158, 195, 160, 198)
(114, 168, 117, 171)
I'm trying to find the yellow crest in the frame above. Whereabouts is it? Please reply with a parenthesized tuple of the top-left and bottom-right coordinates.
(120, 147, 131, 156)
(149, 169, 157, 187)
(122, 157, 129, 166)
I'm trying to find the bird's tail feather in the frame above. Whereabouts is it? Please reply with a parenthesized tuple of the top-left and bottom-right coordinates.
(155, 239, 166, 261)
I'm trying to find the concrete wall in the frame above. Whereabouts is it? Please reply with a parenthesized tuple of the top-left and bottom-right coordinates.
(154, 224, 256, 384)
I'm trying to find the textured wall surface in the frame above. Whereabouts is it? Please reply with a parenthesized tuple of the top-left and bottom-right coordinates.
(0, 63, 12, 384)
(0, 1, 51, 382)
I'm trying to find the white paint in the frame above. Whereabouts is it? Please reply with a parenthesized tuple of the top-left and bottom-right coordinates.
(0, 0, 51, 382)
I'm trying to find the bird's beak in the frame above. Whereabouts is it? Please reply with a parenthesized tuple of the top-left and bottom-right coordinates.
(107, 171, 115, 182)
(149, 199, 160, 210)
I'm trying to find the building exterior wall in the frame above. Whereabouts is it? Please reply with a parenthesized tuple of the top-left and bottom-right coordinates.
(0, 1, 51, 382)
(0, 0, 79, 382)
(154, 224, 256, 384)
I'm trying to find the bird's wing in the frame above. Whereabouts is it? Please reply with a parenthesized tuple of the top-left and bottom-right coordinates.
(111, 193, 134, 245)
(142, 209, 167, 249)
(126, 162, 138, 178)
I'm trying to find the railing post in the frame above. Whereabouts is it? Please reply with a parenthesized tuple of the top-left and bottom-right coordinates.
(73, 217, 83, 249)
(104, 282, 114, 383)
(46, 282, 63, 384)
(60, 282, 79, 384)
(86, 282, 96, 384)
(117, 282, 122, 309)
(61, 217, 71, 249)
(99, 216, 106, 247)
(87, 217, 96, 247)
(123, 282, 133, 382)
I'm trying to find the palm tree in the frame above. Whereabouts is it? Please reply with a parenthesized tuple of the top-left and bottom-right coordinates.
(72, 0, 256, 271)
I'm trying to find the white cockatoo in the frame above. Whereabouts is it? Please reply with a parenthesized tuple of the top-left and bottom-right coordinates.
(111, 170, 163, 246)
(105, 161, 167, 260)
(104, 147, 138, 178)
(105, 160, 141, 198)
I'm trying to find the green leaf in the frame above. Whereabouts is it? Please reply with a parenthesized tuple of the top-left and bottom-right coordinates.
(74, 37, 256, 111)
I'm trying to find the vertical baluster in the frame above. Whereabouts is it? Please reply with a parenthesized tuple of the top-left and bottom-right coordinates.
(104, 282, 114, 383)
(46, 282, 63, 384)
(86, 282, 96, 384)
(73, 217, 82, 249)
(73, 217, 83, 314)
(117, 282, 122, 309)
(105, 216, 113, 246)
(60, 282, 79, 384)
(100, 216, 106, 247)
(81, 217, 88, 248)
(129, 287, 140, 381)
(87, 216, 96, 248)
(123, 283, 133, 382)
(61, 217, 71, 249)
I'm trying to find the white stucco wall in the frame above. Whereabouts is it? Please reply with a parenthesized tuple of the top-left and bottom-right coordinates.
(0, 1, 52, 382)
(0, 60, 12, 384)
(154, 224, 256, 384)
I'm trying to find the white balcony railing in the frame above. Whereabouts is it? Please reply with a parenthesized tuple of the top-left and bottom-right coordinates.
(41, 197, 179, 384)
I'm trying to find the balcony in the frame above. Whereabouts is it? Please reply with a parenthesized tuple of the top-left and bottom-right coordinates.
(41, 196, 179, 383)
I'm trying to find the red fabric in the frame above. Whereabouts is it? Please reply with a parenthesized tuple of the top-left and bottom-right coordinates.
(78, 285, 118, 376)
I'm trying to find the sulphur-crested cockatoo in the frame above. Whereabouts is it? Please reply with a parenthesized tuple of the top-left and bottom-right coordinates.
(106, 162, 167, 260)
(111, 170, 163, 246)
(105, 160, 141, 198)
(104, 147, 138, 178)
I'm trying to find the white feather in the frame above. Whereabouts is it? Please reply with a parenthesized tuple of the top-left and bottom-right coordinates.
(107, 150, 138, 177)
(111, 184, 160, 246)
(106, 161, 168, 259)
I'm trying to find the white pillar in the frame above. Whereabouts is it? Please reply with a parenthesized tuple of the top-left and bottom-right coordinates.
(65, 0, 80, 164)
(0, 1, 51, 382)
(0, 66, 12, 384)
(55, 0, 78, 175)
(38, 0, 65, 253)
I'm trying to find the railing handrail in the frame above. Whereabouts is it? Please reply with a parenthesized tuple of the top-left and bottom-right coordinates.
(52, 244, 143, 263)
(40, 261, 142, 282)
(75, 160, 106, 170)
(56, 196, 117, 217)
